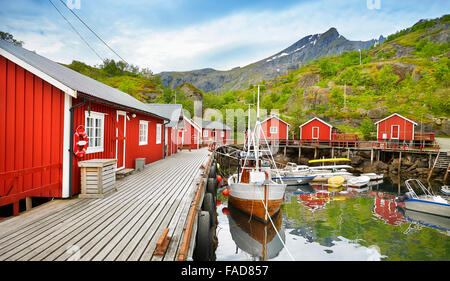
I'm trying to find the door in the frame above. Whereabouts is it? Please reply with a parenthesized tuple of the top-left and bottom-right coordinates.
(116, 111, 127, 170)
(391, 125, 400, 139)
(312, 127, 319, 139)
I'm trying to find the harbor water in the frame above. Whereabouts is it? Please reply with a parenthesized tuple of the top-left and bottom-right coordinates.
(214, 177, 450, 261)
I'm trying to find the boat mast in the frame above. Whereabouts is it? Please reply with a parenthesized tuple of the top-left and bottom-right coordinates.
(255, 85, 262, 170)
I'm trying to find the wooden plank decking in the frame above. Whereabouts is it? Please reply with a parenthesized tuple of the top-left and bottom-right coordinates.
(0, 148, 211, 261)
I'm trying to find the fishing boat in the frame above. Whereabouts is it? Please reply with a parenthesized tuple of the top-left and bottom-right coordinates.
(228, 86, 287, 223)
(441, 185, 450, 195)
(272, 161, 353, 183)
(345, 175, 371, 188)
(396, 179, 450, 218)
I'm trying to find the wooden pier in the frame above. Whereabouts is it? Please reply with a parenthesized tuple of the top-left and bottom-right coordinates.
(0, 148, 212, 261)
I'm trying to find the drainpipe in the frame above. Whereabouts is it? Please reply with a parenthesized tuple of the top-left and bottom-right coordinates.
(68, 97, 86, 198)
(163, 120, 169, 159)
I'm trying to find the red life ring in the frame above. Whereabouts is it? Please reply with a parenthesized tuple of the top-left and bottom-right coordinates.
(73, 126, 88, 158)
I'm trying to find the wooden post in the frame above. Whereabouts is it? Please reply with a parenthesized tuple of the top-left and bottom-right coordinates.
(377, 150, 380, 162)
(298, 147, 301, 159)
(314, 147, 318, 159)
(25, 197, 32, 211)
(284, 146, 287, 156)
(347, 148, 350, 159)
(370, 149, 374, 165)
(331, 147, 334, 158)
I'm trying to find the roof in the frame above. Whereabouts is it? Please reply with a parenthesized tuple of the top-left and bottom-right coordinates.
(299, 117, 333, 128)
(0, 39, 168, 121)
(261, 115, 291, 127)
(202, 120, 232, 131)
(183, 116, 202, 132)
(374, 113, 418, 125)
(145, 104, 183, 127)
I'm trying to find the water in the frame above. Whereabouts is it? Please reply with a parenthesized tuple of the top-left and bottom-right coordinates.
(214, 177, 450, 261)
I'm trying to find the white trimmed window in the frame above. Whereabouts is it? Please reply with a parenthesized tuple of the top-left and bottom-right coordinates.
(85, 111, 105, 153)
(203, 130, 208, 137)
(139, 120, 149, 145)
(270, 126, 278, 134)
(221, 131, 225, 137)
(156, 123, 162, 144)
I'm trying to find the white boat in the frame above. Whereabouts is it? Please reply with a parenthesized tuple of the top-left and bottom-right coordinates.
(396, 179, 450, 218)
(361, 173, 384, 180)
(345, 175, 371, 188)
(228, 86, 286, 223)
(441, 185, 450, 195)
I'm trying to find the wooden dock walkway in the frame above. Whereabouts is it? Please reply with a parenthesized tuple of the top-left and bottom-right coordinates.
(0, 148, 211, 261)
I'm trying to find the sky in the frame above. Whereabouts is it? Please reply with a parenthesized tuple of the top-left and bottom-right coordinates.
(0, 0, 448, 73)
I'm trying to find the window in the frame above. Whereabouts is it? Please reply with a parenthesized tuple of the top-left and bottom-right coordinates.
(85, 111, 104, 153)
(156, 123, 162, 144)
(221, 131, 225, 137)
(139, 120, 148, 145)
(312, 127, 319, 139)
(203, 130, 208, 137)
(270, 126, 278, 134)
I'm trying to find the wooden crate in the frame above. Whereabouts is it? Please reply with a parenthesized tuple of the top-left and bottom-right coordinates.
(78, 159, 117, 199)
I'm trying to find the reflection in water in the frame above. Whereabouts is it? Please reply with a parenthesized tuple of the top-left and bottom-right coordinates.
(216, 177, 450, 261)
(226, 205, 285, 261)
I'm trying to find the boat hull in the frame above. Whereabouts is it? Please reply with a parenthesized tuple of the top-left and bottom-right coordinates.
(405, 199, 450, 218)
(229, 182, 286, 223)
(272, 176, 315, 186)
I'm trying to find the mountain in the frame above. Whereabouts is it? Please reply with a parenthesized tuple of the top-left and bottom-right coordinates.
(159, 27, 385, 93)
(200, 14, 449, 137)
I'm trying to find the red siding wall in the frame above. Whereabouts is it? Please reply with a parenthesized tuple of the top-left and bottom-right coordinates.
(377, 115, 415, 141)
(202, 129, 230, 144)
(300, 119, 332, 140)
(182, 120, 200, 149)
(260, 118, 289, 140)
(71, 99, 164, 195)
(0, 56, 65, 211)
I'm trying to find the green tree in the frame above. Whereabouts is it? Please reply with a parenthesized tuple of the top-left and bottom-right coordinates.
(359, 118, 376, 140)
(319, 59, 339, 78)
(0, 31, 23, 46)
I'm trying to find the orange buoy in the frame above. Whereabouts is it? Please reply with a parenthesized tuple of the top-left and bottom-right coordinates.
(217, 175, 222, 182)
(222, 189, 229, 196)
(216, 200, 221, 206)
(222, 207, 229, 215)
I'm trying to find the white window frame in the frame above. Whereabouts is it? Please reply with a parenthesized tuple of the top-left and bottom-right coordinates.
(139, 120, 149, 145)
(203, 130, 208, 138)
(270, 126, 278, 134)
(156, 123, 162, 144)
(85, 111, 105, 154)
(391, 125, 400, 140)
(312, 127, 319, 139)
(221, 131, 225, 138)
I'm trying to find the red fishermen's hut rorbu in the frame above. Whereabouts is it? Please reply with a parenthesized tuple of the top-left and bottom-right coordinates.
(259, 115, 290, 141)
(0, 39, 170, 215)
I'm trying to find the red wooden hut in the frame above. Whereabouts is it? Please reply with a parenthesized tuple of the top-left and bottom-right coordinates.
(0, 39, 169, 215)
(375, 113, 417, 142)
(259, 115, 290, 141)
(299, 117, 334, 141)
(201, 120, 232, 145)
(181, 116, 201, 150)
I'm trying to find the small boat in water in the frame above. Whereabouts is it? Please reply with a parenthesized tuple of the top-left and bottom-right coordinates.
(361, 173, 384, 181)
(346, 175, 371, 188)
(228, 86, 286, 223)
(441, 185, 450, 195)
(396, 179, 450, 218)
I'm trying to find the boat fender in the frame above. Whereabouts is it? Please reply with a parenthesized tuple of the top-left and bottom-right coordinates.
(207, 178, 218, 194)
(194, 211, 211, 261)
(202, 193, 217, 227)
(395, 192, 414, 202)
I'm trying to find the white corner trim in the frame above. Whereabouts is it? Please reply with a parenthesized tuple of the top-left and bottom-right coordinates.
(61, 94, 72, 198)
(0, 49, 77, 98)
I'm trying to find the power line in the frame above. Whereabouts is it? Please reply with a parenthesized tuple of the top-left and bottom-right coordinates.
(58, 0, 128, 64)
(48, 0, 104, 62)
